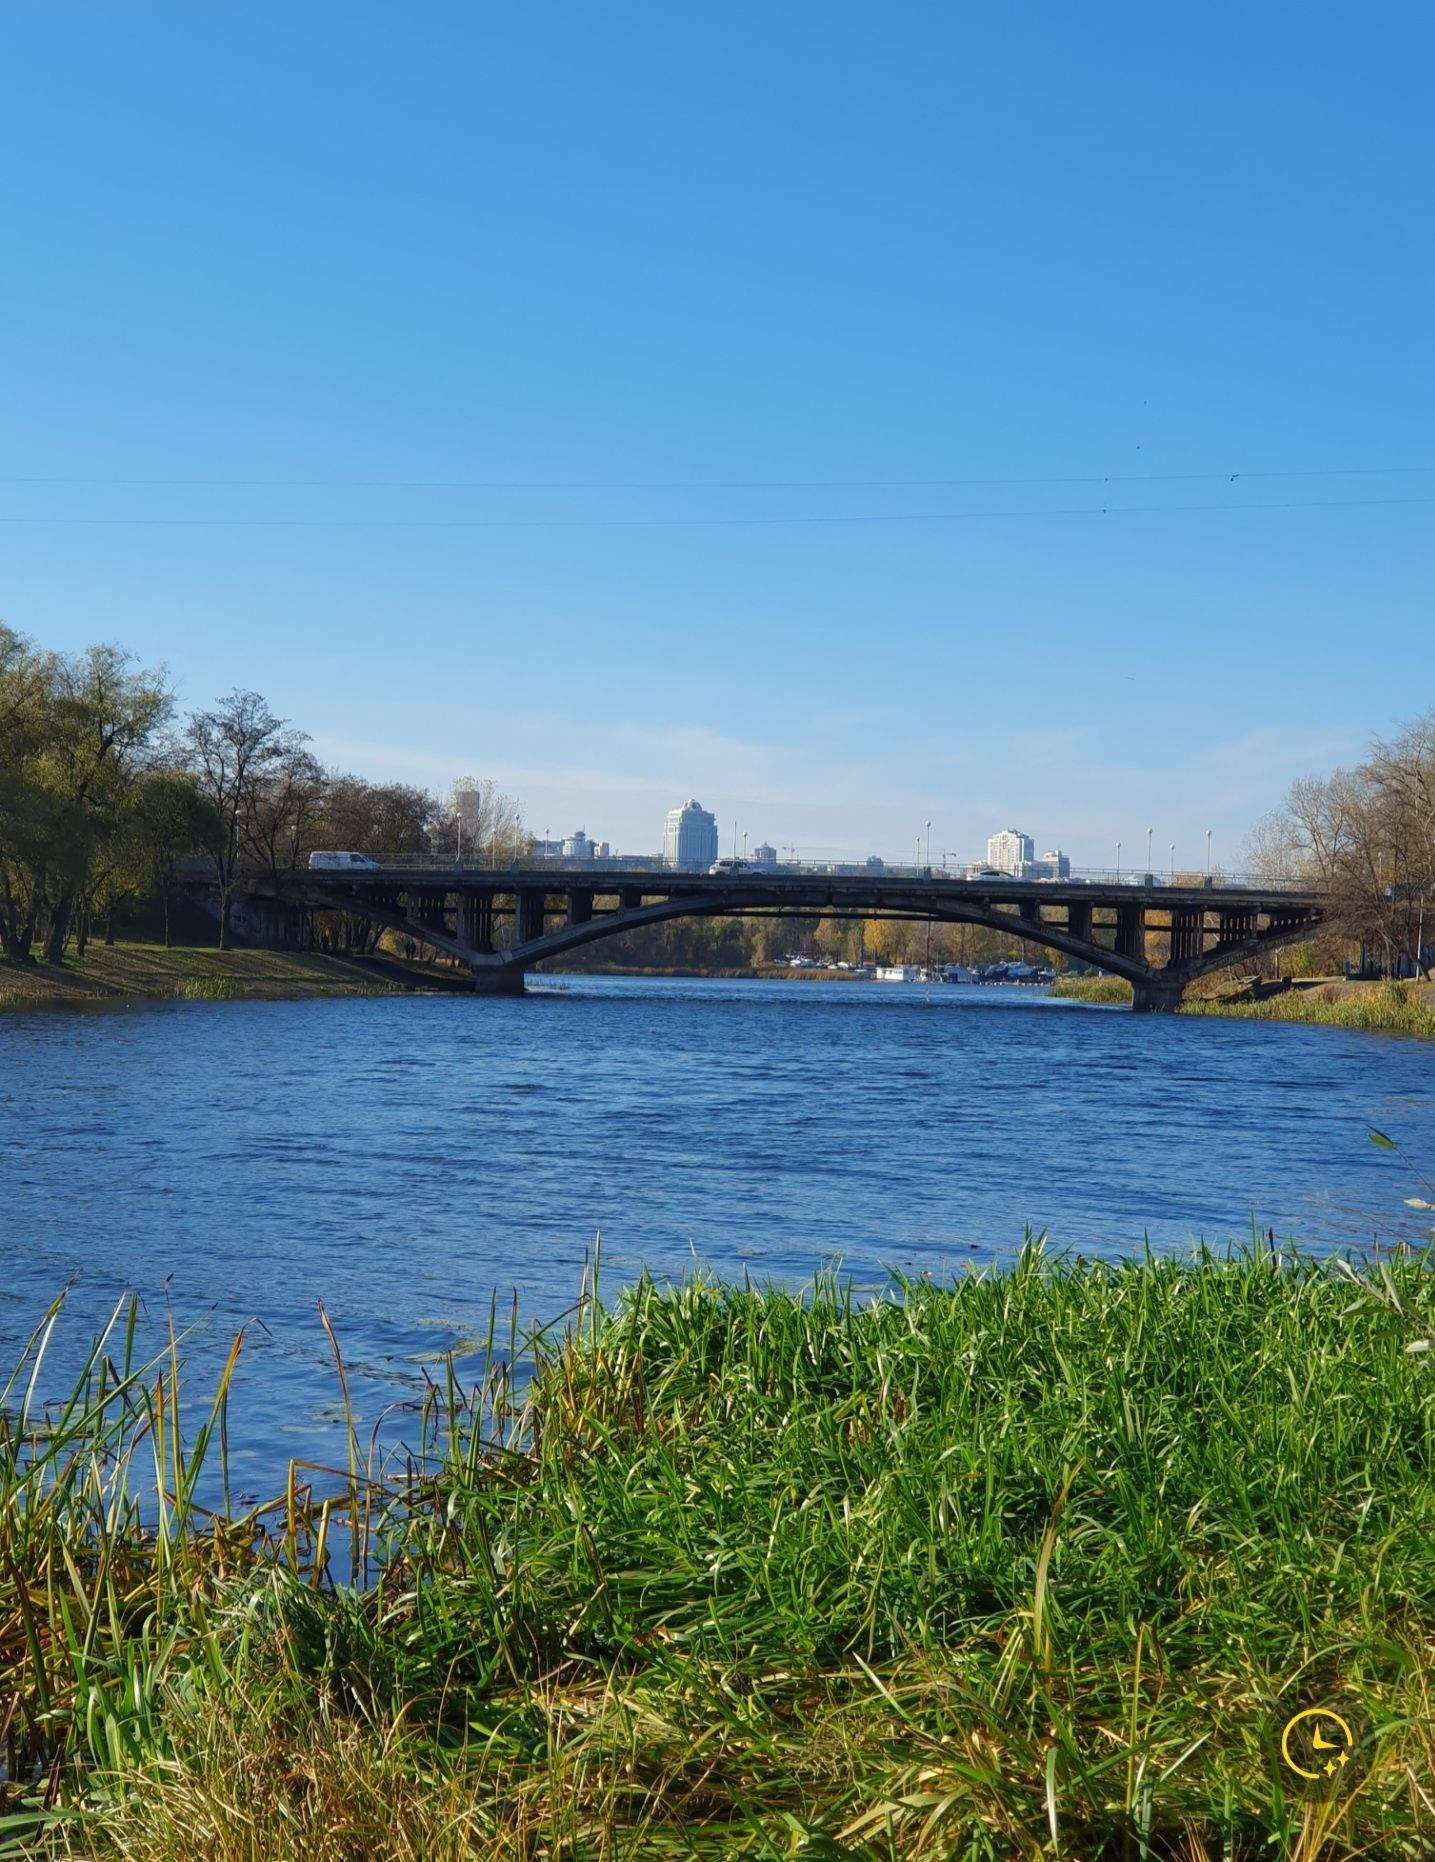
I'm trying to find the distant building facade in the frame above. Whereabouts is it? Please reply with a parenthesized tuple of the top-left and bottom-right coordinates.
(664, 798, 719, 869)
(986, 829, 1035, 875)
(752, 842, 778, 869)
(1035, 848, 1071, 879)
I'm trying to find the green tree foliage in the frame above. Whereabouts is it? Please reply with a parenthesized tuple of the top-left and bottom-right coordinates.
(0, 627, 172, 962)
(2, 625, 528, 963)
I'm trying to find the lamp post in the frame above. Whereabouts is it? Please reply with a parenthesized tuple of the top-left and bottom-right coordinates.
(915, 835, 921, 873)
(1206, 829, 1212, 878)
(1116, 840, 1122, 883)
(1169, 842, 1175, 882)
(543, 826, 549, 863)
(925, 820, 932, 871)
(1146, 826, 1153, 880)
(742, 831, 748, 863)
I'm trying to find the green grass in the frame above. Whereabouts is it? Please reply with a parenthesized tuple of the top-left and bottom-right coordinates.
(5, 1244, 1435, 1858)
(0, 942, 451, 1006)
(1182, 983, 1435, 1039)
(1046, 976, 1134, 1004)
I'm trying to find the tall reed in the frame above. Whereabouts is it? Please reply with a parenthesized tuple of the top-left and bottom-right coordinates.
(4, 1243, 1434, 1857)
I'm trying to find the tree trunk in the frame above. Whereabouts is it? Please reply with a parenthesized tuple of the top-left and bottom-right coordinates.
(42, 889, 74, 964)
(218, 882, 230, 950)
(103, 912, 115, 946)
(163, 886, 172, 949)
(75, 908, 89, 961)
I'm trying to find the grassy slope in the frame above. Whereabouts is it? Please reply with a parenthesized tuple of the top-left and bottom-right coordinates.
(0, 941, 471, 1004)
(5, 1246, 1435, 1859)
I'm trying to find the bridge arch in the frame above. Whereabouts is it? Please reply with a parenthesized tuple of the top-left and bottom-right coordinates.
(247, 866, 1332, 1008)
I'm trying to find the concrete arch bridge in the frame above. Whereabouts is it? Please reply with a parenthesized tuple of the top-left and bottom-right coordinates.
(237, 864, 1333, 1011)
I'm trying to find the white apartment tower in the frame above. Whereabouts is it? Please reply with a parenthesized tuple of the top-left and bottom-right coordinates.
(664, 799, 719, 869)
(986, 828, 1035, 875)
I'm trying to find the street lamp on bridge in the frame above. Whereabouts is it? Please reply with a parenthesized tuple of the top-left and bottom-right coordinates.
(1116, 840, 1121, 883)
(1146, 826, 1153, 879)
(1206, 829, 1212, 877)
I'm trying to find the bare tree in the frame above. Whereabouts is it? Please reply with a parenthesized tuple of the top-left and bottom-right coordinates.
(446, 777, 525, 865)
(183, 691, 310, 949)
(1258, 709, 1435, 978)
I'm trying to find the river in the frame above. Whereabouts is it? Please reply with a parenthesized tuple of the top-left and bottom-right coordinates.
(3, 976, 1432, 1493)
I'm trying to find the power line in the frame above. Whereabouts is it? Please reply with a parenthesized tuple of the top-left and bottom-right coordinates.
(0, 495, 1432, 530)
(0, 464, 1431, 492)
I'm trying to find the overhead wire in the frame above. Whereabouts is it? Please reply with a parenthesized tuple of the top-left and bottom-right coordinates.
(0, 494, 1432, 529)
(0, 463, 1431, 491)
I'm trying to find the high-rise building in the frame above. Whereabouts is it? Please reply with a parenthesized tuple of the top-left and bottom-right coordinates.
(451, 777, 482, 848)
(664, 799, 719, 869)
(986, 828, 1034, 875)
(1035, 848, 1071, 880)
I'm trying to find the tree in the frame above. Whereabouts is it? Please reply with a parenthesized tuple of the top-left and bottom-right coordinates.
(124, 769, 224, 948)
(0, 631, 171, 962)
(446, 778, 526, 864)
(1253, 707, 1435, 978)
(183, 691, 311, 949)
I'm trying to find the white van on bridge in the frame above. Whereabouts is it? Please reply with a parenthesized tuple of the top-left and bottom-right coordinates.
(307, 851, 382, 871)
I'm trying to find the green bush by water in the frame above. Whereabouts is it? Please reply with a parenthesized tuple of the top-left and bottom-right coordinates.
(1046, 975, 1133, 1004)
(4, 1244, 1435, 1858)
(172, 976, 238, 1000)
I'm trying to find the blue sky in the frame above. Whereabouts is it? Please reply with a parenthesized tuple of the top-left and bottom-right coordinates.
(4, 0, 1431, 868)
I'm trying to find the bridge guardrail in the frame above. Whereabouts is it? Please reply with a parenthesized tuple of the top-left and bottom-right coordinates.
(183, 857, 1324, 892)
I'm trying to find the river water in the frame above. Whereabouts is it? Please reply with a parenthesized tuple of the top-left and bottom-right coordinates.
(3, 977, 1432, 1493)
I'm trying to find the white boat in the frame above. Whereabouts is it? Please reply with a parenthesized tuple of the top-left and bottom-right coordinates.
(875, 964, 921, 983)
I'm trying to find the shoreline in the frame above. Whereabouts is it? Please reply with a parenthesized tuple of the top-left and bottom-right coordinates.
(0, 942, 475, 1007)
(9, 943, 1434, 1038)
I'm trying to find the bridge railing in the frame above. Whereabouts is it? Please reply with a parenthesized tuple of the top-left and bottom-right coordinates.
(233, 855, 1321, 892)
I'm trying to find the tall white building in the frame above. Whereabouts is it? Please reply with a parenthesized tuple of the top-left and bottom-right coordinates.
(664, 798, 719, 869)
(986, 828, 1034, 875)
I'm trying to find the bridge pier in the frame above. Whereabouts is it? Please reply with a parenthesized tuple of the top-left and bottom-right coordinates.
(1131, 977, 1183, 1014)
(470, 960, 526, 996)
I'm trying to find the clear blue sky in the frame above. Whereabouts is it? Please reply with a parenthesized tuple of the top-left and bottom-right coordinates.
(4, 1, 1431, 868)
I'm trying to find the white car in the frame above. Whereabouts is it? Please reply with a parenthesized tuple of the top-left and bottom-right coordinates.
(307, 851, 382, 871)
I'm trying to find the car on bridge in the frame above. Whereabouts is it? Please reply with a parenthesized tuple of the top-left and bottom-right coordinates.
(308, 851, 382, 871)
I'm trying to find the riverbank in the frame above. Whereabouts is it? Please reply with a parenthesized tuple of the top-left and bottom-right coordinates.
(1183, 979, 1435, 1038)
(0, 941, 474, 1006)
(5, 1246, 1433, 1859)
(1049, 972, 1435, 1036)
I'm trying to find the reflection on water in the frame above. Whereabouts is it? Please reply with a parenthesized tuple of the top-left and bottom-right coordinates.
(3, 976, 1432, 1486)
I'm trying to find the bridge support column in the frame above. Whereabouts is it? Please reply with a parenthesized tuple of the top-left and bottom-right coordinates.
(517, 892, 547, 943)
(1131, 977, 1183, 1014)
(470, 960, 527, 996)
